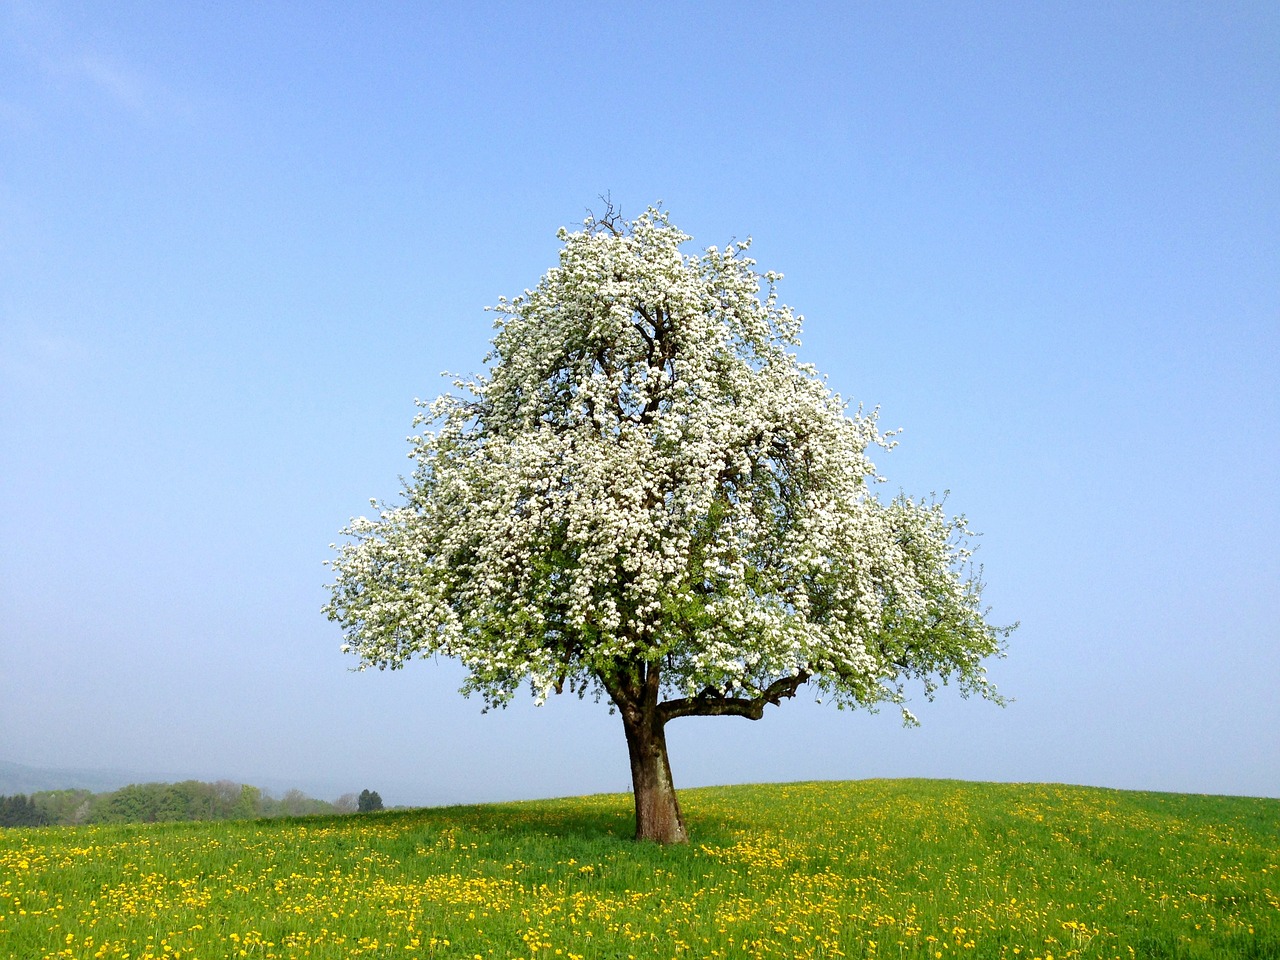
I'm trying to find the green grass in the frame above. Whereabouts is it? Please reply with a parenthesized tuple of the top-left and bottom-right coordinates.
(2, 779, 1276, 959)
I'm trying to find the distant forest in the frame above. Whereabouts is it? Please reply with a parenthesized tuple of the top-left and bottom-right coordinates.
(0, 781, 383, 827)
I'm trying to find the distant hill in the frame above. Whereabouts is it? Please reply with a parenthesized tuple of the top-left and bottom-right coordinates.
(0, 759, 162, 795)
(1, 760, 344, 801)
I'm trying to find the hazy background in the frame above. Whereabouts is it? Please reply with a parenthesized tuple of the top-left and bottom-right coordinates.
(2, 2, 1276, 806)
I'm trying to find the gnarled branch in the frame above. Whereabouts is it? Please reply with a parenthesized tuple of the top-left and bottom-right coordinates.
(659, 670, 811, 723)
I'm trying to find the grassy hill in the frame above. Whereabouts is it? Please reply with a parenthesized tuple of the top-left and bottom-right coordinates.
(2, 779, 1276, 959)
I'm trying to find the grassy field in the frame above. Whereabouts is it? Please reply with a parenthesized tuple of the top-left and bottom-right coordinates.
(1, 779, 1276, 960)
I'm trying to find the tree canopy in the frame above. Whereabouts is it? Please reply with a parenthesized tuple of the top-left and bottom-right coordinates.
(326, 204, 1012, 842)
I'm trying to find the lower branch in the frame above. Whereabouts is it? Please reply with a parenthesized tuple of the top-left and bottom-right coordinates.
(659, 670, 811, 722)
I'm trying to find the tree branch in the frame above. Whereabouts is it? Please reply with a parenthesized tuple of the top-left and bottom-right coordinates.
(659, 670, 811, 723)
(633, 307, 657, 353)
(586, 194, 625, 237)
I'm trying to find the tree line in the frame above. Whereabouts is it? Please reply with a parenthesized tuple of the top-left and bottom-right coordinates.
(0, 780, 383, 827)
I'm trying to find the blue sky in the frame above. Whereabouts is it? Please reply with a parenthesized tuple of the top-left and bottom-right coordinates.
(2, 2, 1277, 805)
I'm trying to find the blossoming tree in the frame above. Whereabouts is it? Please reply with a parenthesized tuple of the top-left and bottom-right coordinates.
(326, 205, 1012, 844)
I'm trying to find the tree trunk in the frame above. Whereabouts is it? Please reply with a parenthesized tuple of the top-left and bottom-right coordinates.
(621, 709, 688, 844)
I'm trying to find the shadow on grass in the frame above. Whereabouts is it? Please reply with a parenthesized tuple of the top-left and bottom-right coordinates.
(313, 787, 758, 848)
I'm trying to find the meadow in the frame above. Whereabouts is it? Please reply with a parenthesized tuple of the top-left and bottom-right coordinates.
(1, 779, 1276, 960)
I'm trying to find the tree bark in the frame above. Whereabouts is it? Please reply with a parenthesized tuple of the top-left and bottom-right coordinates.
(621, 707, 688, 844)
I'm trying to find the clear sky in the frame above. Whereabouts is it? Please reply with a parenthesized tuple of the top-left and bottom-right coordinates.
(2, 2, 1277, 806)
